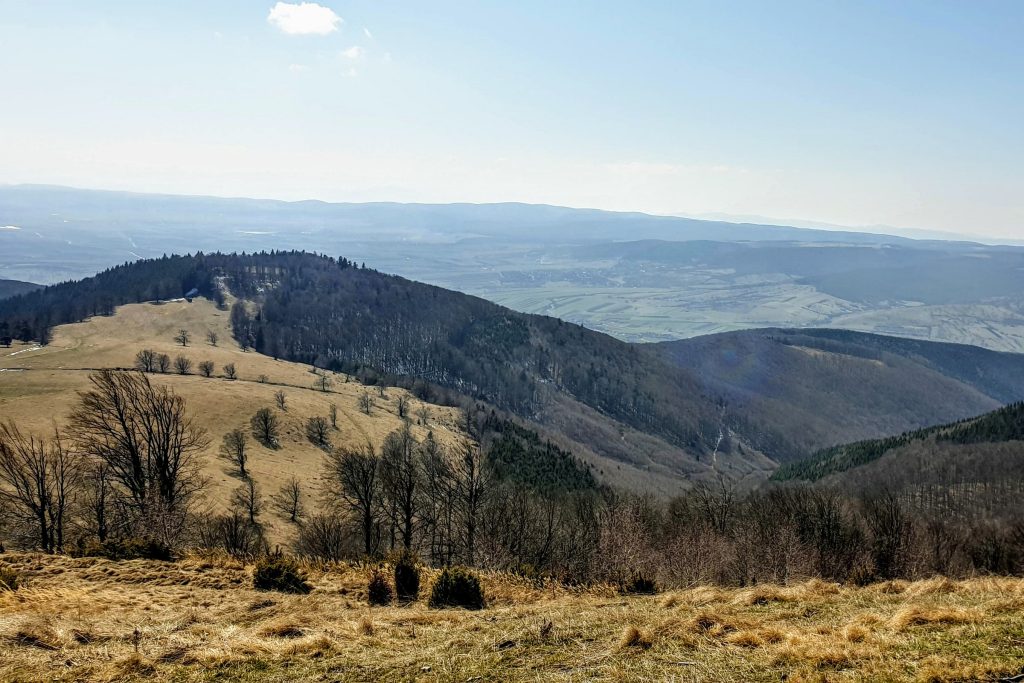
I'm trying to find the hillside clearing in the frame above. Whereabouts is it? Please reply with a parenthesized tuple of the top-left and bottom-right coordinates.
(0, 552, 1022, 682)
(0, 299, 467, 545)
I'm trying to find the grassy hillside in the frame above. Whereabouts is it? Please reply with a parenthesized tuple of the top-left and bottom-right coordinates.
(772, 402, 1024, 483)
(1, 552, 1022, 683)
(0, 298, 467, 544)
(658, 328, 1024, 460)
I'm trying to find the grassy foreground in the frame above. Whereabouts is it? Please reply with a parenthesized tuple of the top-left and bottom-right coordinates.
(0, 553, 1022, 682)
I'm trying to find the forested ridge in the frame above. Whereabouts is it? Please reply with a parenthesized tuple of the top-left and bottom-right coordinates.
(0, 252, 722, 462)
(773, 401, 1024, 482)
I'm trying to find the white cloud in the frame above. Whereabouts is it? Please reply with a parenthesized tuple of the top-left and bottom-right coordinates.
(341, 45, 363, 60)
(267, 2, 341, 35)
(363, 27, 374, 40)
(0, 225, 21, 231)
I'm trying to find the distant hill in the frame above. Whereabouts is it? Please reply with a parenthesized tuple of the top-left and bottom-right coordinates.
(0, 278, 41, 300)
(656, 328, 1024, 460)
(5, 252, 1024, 489)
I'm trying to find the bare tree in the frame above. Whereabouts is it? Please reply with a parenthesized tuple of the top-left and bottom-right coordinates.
(396, 395, 410, 420)
(231, 478, 263, 524)
(81, 461, 114, 543)
(220, 429, 249, 478)
(274, 390, 287, 411)
(173, 355, 193, 375)
(135, 349, 157, 373)
(272, 476, 304, 523)
(456, 440, 490, 565)
(325, 443, 381, 556)
(69, 370, 209, 544)
(376, 385, 387, 398)
(328, 403, 338, 429)
(306, 416, 332, 450)
(250, 407, 280, 448)
(257, 374, 269, 384)
(174, 329, 190, 347)
(359, 392, 373, 415)
(379, 425, 421, 550)
(206, 330, 218, 347)
(198, 360, 215, 378)
(223, 362, 237, 380)
(416, 405, 430, 426)
(156, 353, 171, 374)
(315, 374, 332, 393)
(0, 422, 82, 553)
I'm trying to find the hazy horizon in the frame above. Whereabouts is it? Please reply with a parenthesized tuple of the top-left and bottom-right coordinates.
(1, 2, 1022, 240)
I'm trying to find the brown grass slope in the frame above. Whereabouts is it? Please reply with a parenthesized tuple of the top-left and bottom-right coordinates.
(0, 298, 467, 544)
(0, 552, 1022, 682)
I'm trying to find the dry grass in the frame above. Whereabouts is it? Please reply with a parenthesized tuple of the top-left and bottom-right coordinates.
(1, 552, 1021, 682)
(0, 299, 467, 545)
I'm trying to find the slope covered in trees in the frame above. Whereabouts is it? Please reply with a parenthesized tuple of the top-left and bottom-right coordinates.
(0, 278, 40, 301)
(773, 401, 1024, 482)
(657, 328, 1024, 460)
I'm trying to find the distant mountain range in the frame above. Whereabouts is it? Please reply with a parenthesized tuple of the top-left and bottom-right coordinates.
(3, 184, 1021, 355)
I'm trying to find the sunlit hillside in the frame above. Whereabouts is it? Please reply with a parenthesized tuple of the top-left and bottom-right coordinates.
(0, 298, 467, 544)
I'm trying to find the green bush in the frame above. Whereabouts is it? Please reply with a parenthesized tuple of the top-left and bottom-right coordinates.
(0, 566, 19, 592)
(367, 567, 393, 606)
(75, 537, 173, 561)
(393, 550, 420, 603)
(428, 567, 485, 610)
(620, 572, 657, 595)
(253, 554, 311, 594)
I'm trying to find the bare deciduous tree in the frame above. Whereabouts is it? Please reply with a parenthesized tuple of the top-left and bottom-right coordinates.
(274, 390, 287, 411)
(306, 416, 331, 450)
(135, 349, 157, 373)
(325, 443, 381, 556)
(198, 360, 215, 378)
(156, 353, 171, 374)
(315, 374, 332, 393)
(456, 440, 491, 566)
(380, 424, 421, 550)
(328, 403, 338, 429)
(206, 330, 218, 347)
(0, 422, 83, 553)
(232, 478, 263, 524)
(396, 395, 410, 420)
(174, 329, 190, 347)
(220, 428, 249, 478)
(250, 407, 279, 448)
(223, 362, 237, 380)
(272, 476, 304, 523)
(173, 355, 193, 375)
(68, 370, 208, 544)
(359, 392, 373, 415)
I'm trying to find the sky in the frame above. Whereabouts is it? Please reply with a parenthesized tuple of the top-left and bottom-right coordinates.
(0, 1, 1022, 239)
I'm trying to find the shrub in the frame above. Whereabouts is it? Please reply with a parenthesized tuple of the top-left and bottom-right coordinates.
(428, 567, 485, 610)
(253, 554, 311, 594)
(367, 568, 393, 606)
(75, 537, 173, 561)
(0, 566, 19, 591)
(620, 572, 658, 595)
(393, 550, 420, 603)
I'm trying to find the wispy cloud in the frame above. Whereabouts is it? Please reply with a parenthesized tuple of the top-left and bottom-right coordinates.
(363, 27, 374, 40)
(267, 2, 341, 36)
(341, 45, 363, 60)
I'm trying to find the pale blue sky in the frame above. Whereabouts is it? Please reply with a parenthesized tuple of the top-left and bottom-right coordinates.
(1, 1, 1021, 238)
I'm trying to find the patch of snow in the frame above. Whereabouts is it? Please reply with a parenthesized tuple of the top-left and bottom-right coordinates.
(8, 346, 42, 356)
